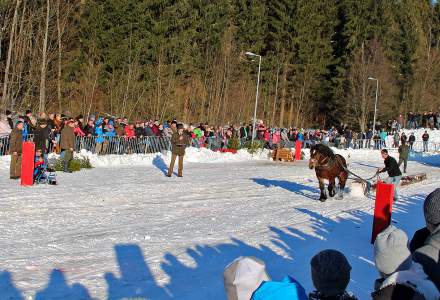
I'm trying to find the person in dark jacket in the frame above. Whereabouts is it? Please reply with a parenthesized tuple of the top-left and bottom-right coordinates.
(309, 250, 357, 300)
(83, 119, 95, 137)
(408, 133, 416, 150)
(167, 124, 188, 177)
(400, 132, 407, 143)
(33, 119, 51, 163)
(377, 149, 402, 201)
(60, 121, 75, 173)
(422, 131, 429, 152)
(9, 121, 24, 179)
(398, 140, 410, 173)
(411, 189, 440, 291)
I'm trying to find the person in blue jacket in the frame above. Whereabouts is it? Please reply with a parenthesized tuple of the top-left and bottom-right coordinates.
(94, 118, 105, 154)
(379, 130, 387, 149)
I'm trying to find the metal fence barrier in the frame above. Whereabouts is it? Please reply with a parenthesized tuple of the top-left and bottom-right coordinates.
(1, 135, 439, 156)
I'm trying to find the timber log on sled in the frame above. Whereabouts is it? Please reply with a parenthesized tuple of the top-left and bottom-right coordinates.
(369, 173, 427, 190)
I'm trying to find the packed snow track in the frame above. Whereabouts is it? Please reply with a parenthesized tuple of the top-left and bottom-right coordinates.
(0, 148, 439, 300)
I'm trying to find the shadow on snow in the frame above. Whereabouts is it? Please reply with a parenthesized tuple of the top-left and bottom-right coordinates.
(0, 192, 429, 300)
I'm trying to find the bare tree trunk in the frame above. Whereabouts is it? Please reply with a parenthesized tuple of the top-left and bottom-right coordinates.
(39, 0, 50, 112)
(295, 68, 308, 127)
(271, 65, 280, 127)
(279, 61, 287, 127)
(56, 0, 62, 112)
(360, 42, 367, 132)
(288, 93, 294, 127)
(2, 0, 21, 112)
(156, 47, 162, 117)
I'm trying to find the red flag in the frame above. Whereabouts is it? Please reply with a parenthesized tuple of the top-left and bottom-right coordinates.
(21, 142, 35, 186)
(295, 141, 302, 161)
(371, 181, 394, 244)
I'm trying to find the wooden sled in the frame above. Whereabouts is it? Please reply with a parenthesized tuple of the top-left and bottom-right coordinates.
(271, 148, 294, 162)
(370, 173, 427, 190)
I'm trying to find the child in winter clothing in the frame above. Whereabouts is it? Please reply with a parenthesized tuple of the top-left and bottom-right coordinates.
(223, 256, 308, 300)
(373, 225, 439, 300)
(223, 256, 270, 300)
(309, 249, 357, 300)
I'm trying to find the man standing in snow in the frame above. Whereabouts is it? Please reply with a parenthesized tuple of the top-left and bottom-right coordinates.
(60, 121, 75, 173)
(422, 130, 429, 152)
(398, 140, 409, 173)
(167, 124, 188, 178)
(377, 149, 402, 201)
(9, 121, 23, 179)
(408, 132, 416, 150)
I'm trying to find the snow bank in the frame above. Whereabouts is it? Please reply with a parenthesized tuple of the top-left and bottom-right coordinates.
(45, 148, 271, 168)
(0, 148, 270, 170)
(402, 128, 440, 143)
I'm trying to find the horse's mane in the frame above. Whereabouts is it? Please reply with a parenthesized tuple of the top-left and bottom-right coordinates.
(311, 144, 336, 158)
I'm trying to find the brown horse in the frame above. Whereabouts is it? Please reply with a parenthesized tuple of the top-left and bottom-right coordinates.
(309, 144, 348, 201)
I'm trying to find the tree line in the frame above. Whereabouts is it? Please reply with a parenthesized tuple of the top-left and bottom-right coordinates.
(1, 0, 439, 130)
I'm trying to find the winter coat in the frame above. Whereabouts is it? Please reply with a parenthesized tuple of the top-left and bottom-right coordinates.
(105, 129, 116, 138)
(9, 128, 23, 154)
(373, 263, 439, 300)
(272, 132, 281, 144)
(264, 131, 270, 142)
(74, 126, 85, 137)
(422, 133, 429, 142)
(135, 127, 144, 138)
(194, 128, 203, 139)
(251, 276, 308, 300)
(381, 156, 402, 177)
(124, 126, 135, 138)
(145, 126, 155, 137)
(309, 291, 357, 300)
(379, 131, 387, 141)
(409, 135, 416, 143)
(33, 126, 51, 154)
(412, 225, 440, 291)
(410, 227, 431, 253)
(171, 132, 188, 156)
(60, 126, 75, 150)
(152, 125, 160, 136)
(398, 144, 410, 160)
(114, 124, 124, 136)
(83, 124, 95, 136)
(0, 116, 11, 136)
(95, 126, 105, 143)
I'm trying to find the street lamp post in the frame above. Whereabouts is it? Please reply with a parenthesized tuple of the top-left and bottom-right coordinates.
(368, 77, 379, 134)
(245, 51, 262, 145)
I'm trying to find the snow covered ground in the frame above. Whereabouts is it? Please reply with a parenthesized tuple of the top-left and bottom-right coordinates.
(0, 147, 439, 300)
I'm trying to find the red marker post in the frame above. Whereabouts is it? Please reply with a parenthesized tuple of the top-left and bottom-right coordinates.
(371, 181, 394, 244)
(295, 141, 302, 161)
(21, 141, 35, 186)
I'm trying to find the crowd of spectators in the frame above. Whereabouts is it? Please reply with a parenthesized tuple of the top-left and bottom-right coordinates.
(224, 189, 440, 300)
(1, 110, 439, 158)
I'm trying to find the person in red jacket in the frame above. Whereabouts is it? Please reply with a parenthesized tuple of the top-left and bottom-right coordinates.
(73, 121, 86, 137)
(124, 124, 136, 138)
